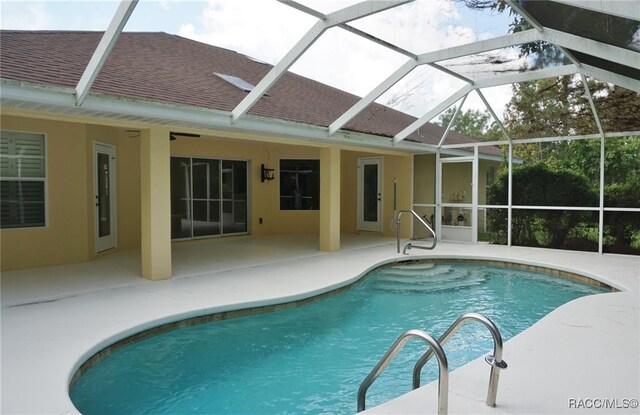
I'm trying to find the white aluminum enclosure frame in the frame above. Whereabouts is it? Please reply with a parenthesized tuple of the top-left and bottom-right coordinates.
(72, 0, 640, 254)
(75, 0, 138, 106)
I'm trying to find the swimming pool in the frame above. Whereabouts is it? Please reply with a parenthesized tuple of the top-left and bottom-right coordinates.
(70, 261, 609, 414)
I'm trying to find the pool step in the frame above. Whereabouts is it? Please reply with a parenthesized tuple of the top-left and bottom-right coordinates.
(389, 262, 436, 270)
(371, 267, 487, 293)
(380, 265, 455, 278)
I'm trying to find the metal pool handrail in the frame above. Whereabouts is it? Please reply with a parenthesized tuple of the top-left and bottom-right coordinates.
(412, 313, 508, 407)
(396, 209, 437, 254)
(357, 329, 449, 414)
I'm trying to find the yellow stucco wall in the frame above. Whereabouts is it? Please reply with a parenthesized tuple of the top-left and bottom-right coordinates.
(414, 155, 502, 205)
(170, 136, 321, 236)
(413, 154, 436, 205)
(1, 113, 415, 271)
(1, 116, 90, 270)
(0, 116, 142, 271)
(340, 150, 412, 237)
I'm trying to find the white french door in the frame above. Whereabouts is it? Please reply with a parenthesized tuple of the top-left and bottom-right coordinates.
(357, 157, 383, 232)
(94, 142, 116, 252)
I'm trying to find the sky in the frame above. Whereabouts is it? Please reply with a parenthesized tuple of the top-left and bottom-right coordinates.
(0, 0, 520, 121)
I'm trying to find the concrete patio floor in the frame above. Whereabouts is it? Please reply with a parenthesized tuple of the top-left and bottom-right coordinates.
(1, 234, 638, 414)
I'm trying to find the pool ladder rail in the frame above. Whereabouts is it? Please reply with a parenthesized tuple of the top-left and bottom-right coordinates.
(396, 209, 437, 254)
(357, 313, 508, 414)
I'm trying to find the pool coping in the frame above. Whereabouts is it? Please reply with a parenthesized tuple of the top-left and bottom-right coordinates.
(67, 257, 618, 392)
(1, 240, 639, 414)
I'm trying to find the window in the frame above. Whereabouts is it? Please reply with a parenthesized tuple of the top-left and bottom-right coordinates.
(0, 131, 46, 229)
(280, 159, 320, 210)
(171, 156, 248, 239)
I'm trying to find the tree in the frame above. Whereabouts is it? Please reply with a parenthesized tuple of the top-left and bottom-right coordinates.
(455, 0, 639, 69)
(438, 107, 503, 141)
(487, 163, 598, 249)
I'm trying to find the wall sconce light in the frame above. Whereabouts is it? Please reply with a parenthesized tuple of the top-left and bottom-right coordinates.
(261, 164, 275, 182)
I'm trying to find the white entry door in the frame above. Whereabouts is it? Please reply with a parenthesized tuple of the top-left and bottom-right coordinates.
(357, 157, 383, 232)
(94, 142, 116, 252)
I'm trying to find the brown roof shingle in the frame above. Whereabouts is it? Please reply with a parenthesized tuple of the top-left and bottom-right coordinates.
(0, 30, 499, 153)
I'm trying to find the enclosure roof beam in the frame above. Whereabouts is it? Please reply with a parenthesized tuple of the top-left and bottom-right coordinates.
(504, 0, 582, 68)
(231, 0, 412, 124)
(539, 28, 639, 70)
(580, 74, 605, 138)
(75, 0, 138, 106)
(441, 131, 640, 149)
(437, 92, 469, 147)
(393, 84, 473, 144)
(550, 0, 640, 21)
(579, 64, 640, 93)
(329, 30, 539, 135)
(328, 58, 417, 135)
(474, 64, 578, 89)
(393, 65, 577, 145)
(416, 29, 540, 65)
(476, 89, 510, 142)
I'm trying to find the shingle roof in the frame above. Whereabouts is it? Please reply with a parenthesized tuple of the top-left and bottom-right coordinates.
(0, 30, 500, 154)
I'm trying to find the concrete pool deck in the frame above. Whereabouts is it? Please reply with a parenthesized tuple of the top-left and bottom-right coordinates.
(1, 234, 639, 414)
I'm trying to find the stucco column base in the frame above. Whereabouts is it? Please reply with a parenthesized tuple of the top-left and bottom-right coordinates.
(140, 126, 172, 280)
(320, 146, 340, 251)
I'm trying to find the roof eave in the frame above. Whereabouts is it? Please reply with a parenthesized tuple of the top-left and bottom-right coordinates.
(0, 79, 436, 154)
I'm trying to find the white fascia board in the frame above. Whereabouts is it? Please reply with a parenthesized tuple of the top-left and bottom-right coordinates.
(75, 0, 138, 106)
(550, 0, 640, 21)
(328, 59, 417, 135)
(231, 0, 412, 124)
(393, 84, 474, 144)
(1, 80, 433, 154)
(540, 27, 640, 70)
(416, 29, 541, 65)
(579, 64, 640, 93)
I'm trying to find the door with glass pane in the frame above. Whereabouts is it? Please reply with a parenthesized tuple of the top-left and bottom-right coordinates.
(94, 143, 116, 252)
(170, 157, 247, 239)
(439, 158, 475, 243)
(357, 157, 383, 232)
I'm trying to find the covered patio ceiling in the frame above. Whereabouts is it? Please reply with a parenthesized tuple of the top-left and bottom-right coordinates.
(75, 0, 640, 147)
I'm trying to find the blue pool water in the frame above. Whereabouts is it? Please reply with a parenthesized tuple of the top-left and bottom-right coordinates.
(70, 263, 607, 414)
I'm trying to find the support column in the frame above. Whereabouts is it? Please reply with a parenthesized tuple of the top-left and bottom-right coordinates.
(140, 126, 172, 280)
(320, 146, 341, 251)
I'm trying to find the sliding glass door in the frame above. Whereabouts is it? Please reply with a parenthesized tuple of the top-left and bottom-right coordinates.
(171, 157, 248, 240)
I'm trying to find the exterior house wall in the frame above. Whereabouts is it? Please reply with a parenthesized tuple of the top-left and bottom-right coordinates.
(1, 114, 415, 271)
(340, 150, 412, 237)
(170, 136, 321, 236)
(413, 154, 436, 205)
(1, 116, 142, 271)
(478, 159, 502, 205)
(1, 116, 90, 270)
(86, 125, 141, 252)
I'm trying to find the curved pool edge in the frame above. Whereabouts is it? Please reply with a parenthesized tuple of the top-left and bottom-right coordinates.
(363, 289, 640, 414)
(68, 253, 623, 411)
(2, 241, 637, 415)
(65, 255, 403, 395)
